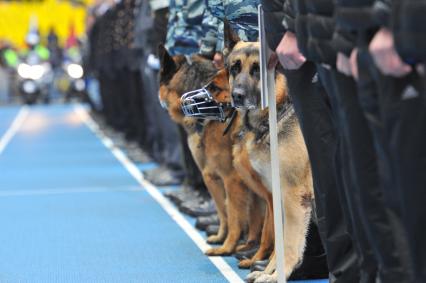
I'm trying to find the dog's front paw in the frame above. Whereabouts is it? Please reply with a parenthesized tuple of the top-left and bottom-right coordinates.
(238, 258, 254, 269)
(207, 234, 225, 244)
(254, 272, 277, 283)
(205, 247, 233, 256)
(245, 271, 263, 283)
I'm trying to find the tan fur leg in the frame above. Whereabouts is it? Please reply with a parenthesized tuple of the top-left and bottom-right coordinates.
(233, 149, 274, 267)
(239, 198, 274, 268)
(281, 187, 312, 278)
(236, 193, 265, 252)
(206, 173, 249, 256)
(202, 172, 228, 244)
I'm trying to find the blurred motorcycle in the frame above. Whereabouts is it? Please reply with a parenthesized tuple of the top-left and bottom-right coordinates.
(16, 52, 52, 104)
(63, 62, 86, 101)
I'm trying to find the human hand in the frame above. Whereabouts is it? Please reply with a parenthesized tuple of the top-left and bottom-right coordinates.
(417, 64, 425, 76)
(336, 52, 352, 76)
(213, 52, 224, 69)
(349, 48, 359, 80)
(275, 31, 306, 70)
(369, 27, 412, 77)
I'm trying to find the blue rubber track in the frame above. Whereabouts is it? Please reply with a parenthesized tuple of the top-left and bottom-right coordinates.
(0, 105, 328, 283)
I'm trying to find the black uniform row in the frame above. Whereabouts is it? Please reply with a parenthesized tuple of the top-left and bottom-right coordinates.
(263, 0, 426, 282)
(85, 0, 215, 216)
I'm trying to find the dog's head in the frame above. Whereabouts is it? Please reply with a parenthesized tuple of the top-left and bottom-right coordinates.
(180, 68, 233, 122)
(224, 25, 261, 110)
(158, 45, 217, 123)
(224, 25, 288, 111)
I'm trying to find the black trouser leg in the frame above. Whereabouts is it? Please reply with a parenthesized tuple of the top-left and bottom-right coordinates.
(127, 69, 145, 143)
(318, 66, 378, 283)
(98, 71, 111, 120)
(139, 60, 182, 167)
(386, 71, 426, 282)
(116, 68, 134, 135)
(282, 62, 359, 283)
(356, 49, 414, 282)
(102, 71, 121, 128)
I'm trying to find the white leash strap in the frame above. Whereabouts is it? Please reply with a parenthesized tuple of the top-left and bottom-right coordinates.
(259, 5, 286, 283)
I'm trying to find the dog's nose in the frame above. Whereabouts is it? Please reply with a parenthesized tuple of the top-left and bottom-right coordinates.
(232, 87, 245, 103)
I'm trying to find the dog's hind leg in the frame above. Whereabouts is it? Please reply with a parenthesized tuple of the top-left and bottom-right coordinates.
(205, 173, 249, 256)
(203, 171, 228, 244)
(236, 193, 265, 252)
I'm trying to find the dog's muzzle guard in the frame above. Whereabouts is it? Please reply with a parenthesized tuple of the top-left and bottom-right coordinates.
(181, 87, 232, 122)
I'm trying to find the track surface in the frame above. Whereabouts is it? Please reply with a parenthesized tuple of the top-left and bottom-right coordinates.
(0, 105, 328, 283)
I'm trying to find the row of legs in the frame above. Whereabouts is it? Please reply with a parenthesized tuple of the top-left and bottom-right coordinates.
(283, 57, 426, 282)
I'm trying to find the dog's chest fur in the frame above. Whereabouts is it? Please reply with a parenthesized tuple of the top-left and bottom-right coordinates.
(187, 118, 234, 173)
(241, 102, 298, 192)
(247, 133, 273, 191)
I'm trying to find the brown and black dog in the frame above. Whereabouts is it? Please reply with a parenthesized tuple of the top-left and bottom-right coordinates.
(158, 46, 264, 256)
(208, 31, 314, 281)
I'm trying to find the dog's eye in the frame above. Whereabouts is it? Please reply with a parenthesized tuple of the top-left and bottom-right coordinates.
(250, 63, 260, 77)
(206, 83, 221, 93)
(230, 60, 241, 77)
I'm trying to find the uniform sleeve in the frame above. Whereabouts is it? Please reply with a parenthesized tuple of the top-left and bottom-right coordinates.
(392, 0, 426, 63)
(199, 0, 220, 57)
(282, 0, 296, 33)
(334, 0, 390, 32)
(261, 0, 287, 50)
(332, 28, 356, 57)
(165, 0, 177, 53)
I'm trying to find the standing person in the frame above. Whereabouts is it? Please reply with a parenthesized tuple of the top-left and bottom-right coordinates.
(146, 0, 217, 217)
(132, 0, 186, 183)
(365, 1, 426, 281)
(261, 0, 360, 282)
(47, 27, 63, 101)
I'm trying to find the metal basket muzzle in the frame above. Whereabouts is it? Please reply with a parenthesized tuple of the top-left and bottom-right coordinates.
(181, 87, 228, 122)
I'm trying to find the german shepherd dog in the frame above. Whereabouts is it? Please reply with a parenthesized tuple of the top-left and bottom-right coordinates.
(215, 30, 315, 281)
(158, 46, 264, 256)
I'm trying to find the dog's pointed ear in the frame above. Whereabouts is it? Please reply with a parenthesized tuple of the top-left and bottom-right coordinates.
(224, 20, 240, 53)
(158, 44, 177, 84)
(217, 68, 229, 82)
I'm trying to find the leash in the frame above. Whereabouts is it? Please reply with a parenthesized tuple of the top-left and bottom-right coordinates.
(222, 108, 237, 136)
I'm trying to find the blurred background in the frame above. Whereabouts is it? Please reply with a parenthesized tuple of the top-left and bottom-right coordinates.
(0, 0, 96, 106)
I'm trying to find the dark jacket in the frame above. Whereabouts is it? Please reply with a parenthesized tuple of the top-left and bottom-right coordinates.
(334, 0, 390, 47)
(262, 0, 337, 64)
(262, 0, 288, 51)
(263, 0, 340, 65)
(392, 0, 426, 63)
(334, 0, 426, 63)
(294, 0, 337, 65)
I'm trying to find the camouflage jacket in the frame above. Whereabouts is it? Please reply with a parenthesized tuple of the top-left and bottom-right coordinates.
(165, 0, 205, 55)
(200, 0, 260, 56)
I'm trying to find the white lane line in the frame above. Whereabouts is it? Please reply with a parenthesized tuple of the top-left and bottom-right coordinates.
(0, 106, 29, 155)
(0, 186, 142, 197)
(74, 105, 244, 283)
